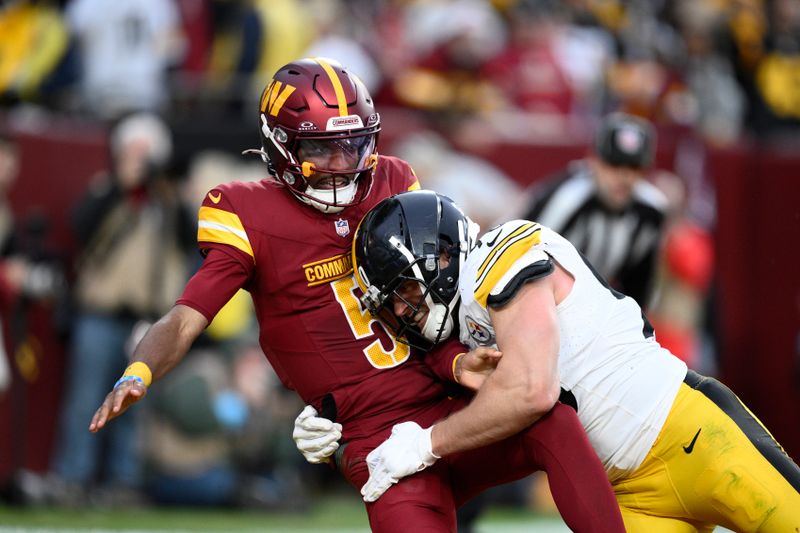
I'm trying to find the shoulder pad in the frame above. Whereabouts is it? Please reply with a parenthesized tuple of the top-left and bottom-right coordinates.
(486, 255, 554, 308)
(473, 221, 545, 307)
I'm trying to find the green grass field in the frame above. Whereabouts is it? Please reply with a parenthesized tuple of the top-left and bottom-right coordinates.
(0, 496, 573, 532)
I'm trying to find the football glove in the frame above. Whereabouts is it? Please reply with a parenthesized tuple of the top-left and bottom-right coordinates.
(292, 405, 342, 464)
(360, 422, 439, 502)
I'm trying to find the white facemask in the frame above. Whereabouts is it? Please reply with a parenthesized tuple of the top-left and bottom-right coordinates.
(299, 180, 358, 214)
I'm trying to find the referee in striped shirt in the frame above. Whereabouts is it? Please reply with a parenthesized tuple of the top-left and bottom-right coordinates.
(522, 113, 668, 307)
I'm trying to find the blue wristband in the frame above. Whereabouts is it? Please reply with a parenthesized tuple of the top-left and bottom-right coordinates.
(114, 375, 145, 389)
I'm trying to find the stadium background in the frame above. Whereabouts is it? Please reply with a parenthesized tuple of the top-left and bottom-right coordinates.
(0, 0, 798, 530)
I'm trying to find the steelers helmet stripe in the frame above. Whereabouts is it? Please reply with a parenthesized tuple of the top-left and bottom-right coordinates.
(474, 225, 541, 307)
(198, 206, 254, 261)
(314, 57, 348, 116)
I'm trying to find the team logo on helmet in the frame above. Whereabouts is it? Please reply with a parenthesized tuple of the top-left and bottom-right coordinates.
(334, 218, 350, 237)
(617, 126, 643, 155)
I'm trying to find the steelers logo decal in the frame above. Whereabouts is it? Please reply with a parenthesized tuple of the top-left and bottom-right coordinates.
(466, 317, 492, 344)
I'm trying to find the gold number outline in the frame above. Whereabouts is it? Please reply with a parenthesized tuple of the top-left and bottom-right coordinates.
(331, 275, 410, 369)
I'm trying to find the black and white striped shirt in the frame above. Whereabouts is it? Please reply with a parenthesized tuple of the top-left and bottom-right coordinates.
(523, 161, 667, 307)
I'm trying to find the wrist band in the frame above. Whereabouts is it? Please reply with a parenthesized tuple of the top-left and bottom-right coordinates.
(121, 361, 153, 388)
(452, 353, 466, 384)
(114, 375, 144, 389)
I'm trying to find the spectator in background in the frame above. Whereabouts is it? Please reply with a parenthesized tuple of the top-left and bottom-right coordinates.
(49, 113, 195, 506)
(303, 0, 382, 95)
(0, 135, 22, 396)
(522, 112, 667, 308)
(675, 0, 745, 146)
(65, 0, 185, 119)
(178, 0, 314, 115)
(742, 0, 800, 137)
(388, 0, 508, 121)
(0, 134, 66, 395)
(0, 0, 70, 105)
(473, 1, 615, 143)
(142, 336, 314, 510)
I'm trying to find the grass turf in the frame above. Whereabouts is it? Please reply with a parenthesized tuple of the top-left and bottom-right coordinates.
(0, 496, 570, 532)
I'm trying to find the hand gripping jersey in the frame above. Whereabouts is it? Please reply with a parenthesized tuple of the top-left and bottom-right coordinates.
(180, 156, 463, 441)
(458, 220, 687, 480)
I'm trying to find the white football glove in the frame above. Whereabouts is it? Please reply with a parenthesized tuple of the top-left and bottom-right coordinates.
(360, 421, 439, 502)
(292, 405, 342, 464)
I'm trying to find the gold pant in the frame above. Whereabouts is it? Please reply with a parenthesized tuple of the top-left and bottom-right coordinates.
(614, 371, 800, 532)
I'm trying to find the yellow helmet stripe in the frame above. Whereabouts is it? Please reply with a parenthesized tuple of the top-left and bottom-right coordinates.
(315, 57, 348, 116)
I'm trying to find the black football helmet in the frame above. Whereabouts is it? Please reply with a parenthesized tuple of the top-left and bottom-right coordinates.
(250, 57, 380, 213)
(353, 190, 478, 348)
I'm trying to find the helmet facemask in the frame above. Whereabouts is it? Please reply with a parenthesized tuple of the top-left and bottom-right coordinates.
(354, 191, 479, 351)
(360, 240, 459, 350)
(260, 115, 379, 213)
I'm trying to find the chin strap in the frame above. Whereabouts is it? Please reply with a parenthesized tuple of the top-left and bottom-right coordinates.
(420, 301, 455, 343)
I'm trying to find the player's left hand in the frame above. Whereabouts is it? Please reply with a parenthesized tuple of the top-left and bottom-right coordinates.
(293, 405, 342, 464)
(457, 346, 502, 391)
(361, 421, 439, 502)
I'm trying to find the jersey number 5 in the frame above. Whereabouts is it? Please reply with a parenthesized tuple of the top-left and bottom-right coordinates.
(332, 276, 410, 369)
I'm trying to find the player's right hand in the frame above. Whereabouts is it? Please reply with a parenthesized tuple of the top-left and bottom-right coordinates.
(457, 346, 502, 391)
(88, 380, 147, 433)
(293, 405, 342, 464)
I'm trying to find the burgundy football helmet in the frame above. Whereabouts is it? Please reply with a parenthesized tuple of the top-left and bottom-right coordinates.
(255, 57, 380, 213)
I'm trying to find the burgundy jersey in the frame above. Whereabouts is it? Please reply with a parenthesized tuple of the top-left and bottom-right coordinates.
(178, 155, 462, 440)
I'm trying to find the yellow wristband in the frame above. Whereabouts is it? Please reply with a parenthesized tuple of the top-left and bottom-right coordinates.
(122, 361, 152, 388)
(452, 353, 466, 384)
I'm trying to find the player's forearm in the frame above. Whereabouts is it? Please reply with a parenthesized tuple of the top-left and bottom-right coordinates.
(430, 366, 558, 457)
(132, 304, 207, 381)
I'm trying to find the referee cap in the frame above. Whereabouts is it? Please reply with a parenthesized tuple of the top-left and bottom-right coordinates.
(594, 113, 655, 169)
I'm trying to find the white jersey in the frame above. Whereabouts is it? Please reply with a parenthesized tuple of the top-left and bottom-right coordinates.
(458, 220, 687, 480)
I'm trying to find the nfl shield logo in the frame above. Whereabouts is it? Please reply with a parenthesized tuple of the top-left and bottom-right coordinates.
(335, 218, 350, 237)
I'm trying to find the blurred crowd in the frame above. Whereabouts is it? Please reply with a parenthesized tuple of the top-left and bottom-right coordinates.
(1, 0, 800, 141)
(0, 0, 795, 518)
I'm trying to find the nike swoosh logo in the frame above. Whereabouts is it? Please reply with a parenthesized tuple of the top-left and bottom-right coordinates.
(208, 192, 222, 204)
(485, 232, 501, 248)
(683, 428, 702, 454)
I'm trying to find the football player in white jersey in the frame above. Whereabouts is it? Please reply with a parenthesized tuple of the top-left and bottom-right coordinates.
(344, 190, 800, 532)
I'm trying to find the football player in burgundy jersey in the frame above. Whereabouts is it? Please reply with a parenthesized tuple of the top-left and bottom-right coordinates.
(88, 57, 623, 532)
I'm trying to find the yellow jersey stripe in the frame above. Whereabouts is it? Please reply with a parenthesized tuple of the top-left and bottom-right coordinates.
(474, 226, 541, 307)
(476, 223, 536, 280)
(407, 180, 421, 191)
(315, 57, 348, 116)
(198, 206, 254, 260)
